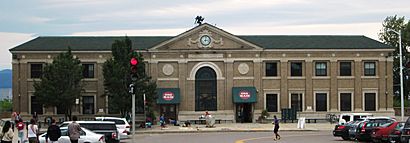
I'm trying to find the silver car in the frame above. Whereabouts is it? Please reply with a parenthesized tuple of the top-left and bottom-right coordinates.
(39, 127, 105, 143)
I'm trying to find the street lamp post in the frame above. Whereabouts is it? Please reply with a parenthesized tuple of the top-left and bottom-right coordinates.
(388, 29, 404, 121)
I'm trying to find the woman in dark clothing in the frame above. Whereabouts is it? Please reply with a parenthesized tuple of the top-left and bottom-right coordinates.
(273, 115, 281, 140)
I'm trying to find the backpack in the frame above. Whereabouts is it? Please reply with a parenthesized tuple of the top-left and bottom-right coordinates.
(17, 122, 25, 130)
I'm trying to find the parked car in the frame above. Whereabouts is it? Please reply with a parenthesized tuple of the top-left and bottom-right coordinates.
(356, 117, 395, 142)
(333, 121, 356, 140)
(401, 117, 410, 143)
(60, 121, 120, 143)
(338, 113, 373, 124)
(371, 121, 405, 143)
(95, 117, 130, 139)
(388, 122, 405, 143)
(38, 127, 105, 143)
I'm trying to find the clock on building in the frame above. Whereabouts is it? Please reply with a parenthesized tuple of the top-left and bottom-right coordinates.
(200, 35, 211, 46)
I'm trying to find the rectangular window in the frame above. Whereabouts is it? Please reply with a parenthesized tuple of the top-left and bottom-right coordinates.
(31, 96, 43, 114)
(82, 64, 95, 78)
(315, 93, 327, 111)
(266, 94, 278, 112)
(340, 62, 352, 76)
(291, 93, 303, 111)
(365, 93, 376, 111)
(315, 62, 327, 76)
(340, 93, 352, 111)
(364, 62, 376, 76)
(31, 64, 43, 78)
(291, 62, 303, 76)
(82, 96, 94, 114)
(265, 62, 277, 76)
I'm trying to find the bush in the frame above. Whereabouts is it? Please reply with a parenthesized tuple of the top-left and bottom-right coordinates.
(0, 99, 12, 112)
(393, 96, 410, 107)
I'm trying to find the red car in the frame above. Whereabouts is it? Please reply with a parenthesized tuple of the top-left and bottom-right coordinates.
(371, 121, 405, 143)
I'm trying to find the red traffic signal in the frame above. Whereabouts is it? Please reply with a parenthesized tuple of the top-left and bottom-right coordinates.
(130, 58, 138, 66)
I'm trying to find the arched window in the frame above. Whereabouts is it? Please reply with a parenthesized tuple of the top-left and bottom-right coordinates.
(195, 67, 217, 111)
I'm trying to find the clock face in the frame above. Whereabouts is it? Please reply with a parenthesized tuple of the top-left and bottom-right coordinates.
(200, 35, 211, 46)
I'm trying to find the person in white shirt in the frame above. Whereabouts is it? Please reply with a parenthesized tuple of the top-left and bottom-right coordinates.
(27, 118, 39, 143)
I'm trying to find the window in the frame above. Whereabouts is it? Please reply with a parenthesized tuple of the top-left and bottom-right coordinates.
(265, 62, 277, 76)
(30, 96, 43, 114)
(82, 96, 94, 114)
(340, 93, 352, 111)
(266, 94, 278, 112)
(82, 64, 95, 78)
(315, 93, 327, 111)
(340, 62, 352, 76)
(291, 93, 303, 111)
(364, 93, 376, 111)
(364, 62, 376, 76)
(290, 62, 303, 76)
(31, 64, 43, 78)
(315, 62, 327, 76)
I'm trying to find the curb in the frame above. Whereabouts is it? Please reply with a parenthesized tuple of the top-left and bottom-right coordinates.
(134, 129, 328, 134)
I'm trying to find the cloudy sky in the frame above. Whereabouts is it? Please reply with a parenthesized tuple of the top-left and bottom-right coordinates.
(0, 0, 409, 70)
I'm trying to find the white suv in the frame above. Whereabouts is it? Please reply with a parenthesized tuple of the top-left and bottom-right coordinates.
(95, 117, 130, 139)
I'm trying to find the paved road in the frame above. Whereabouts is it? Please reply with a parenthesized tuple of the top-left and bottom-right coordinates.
(121, 131, 366, 143)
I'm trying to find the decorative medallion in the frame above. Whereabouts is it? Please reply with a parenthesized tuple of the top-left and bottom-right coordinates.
(238, 63, 249, 75)
(162, 64, 174, 76)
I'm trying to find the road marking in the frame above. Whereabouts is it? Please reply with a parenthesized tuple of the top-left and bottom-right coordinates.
(234, 133, 326, 143)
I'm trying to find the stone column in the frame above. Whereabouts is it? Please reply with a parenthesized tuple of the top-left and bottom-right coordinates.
(354, 59, 363, 111)
(280, 59, 288, 109)
(305, 59, 313, 112)
(330, 60, 338, 112)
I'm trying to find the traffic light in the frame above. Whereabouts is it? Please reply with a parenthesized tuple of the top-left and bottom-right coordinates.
(130, 57, 138, 81)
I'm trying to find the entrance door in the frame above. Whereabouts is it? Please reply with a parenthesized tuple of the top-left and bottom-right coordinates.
(160, 105, 177, 123)
(236, 103, 252, 123)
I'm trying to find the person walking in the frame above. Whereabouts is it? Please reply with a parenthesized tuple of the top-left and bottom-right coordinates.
(16, 118, 25, 143)
(272, 115, 281, 140)
(68, 116, 82, 143)
(45, 119, 61, 143)
(0, 121, 14, 143)
(27, 118, 39, 143)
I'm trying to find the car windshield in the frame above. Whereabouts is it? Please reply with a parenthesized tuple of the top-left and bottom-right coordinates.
(104, 119, 126, 125)
(80, 123, 117, 130)
(405, 118, 410, 128)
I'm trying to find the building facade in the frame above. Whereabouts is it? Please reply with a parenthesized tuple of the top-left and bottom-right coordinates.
(10, 24, 394, 122)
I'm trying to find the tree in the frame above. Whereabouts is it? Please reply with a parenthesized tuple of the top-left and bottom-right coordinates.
(33, 48, 83, 120)
(378, 15, 410, 106)
(103, 37, 157, 118)
(0, 99, 12, 112)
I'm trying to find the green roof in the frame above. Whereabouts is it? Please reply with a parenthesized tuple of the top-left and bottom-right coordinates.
(10, 35, 392, 52)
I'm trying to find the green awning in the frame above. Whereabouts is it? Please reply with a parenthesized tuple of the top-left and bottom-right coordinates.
(157, 88, 180, 104)
(232, 87, 257, 103)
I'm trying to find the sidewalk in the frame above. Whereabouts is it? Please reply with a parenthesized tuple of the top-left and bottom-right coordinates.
(134, 122, 336, 134)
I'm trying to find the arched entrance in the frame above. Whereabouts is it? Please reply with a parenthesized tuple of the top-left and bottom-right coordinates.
(195, 67, 217, 111)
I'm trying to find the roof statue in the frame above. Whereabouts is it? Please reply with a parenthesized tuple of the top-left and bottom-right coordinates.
(195, 16, 204, 25)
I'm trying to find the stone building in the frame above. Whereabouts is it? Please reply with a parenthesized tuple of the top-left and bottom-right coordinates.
(10, 23, 394, 122)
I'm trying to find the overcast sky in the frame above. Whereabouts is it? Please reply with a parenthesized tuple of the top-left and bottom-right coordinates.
(0, 0, 409, 70)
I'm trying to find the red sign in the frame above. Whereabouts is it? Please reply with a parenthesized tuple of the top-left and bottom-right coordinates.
(163, 92, 174, 101)
(239, 90, 251, 100)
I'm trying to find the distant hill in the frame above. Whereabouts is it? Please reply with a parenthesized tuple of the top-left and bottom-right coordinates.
(0, 69, 12, 88)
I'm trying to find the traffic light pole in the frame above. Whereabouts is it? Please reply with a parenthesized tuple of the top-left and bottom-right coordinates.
(132, 92, 135, 142)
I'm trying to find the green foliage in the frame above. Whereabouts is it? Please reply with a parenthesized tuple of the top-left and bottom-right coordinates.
(0, 99, 12, 112)
(393, 96, 410, 107)
(379, 15, 410, 98)
(33, 48, 83, 119)
(103, 37, 157, 117)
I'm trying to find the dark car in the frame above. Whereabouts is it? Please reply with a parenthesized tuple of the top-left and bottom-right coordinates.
(60, 121, 120, 143)
(389, 122, 405, 143)
(371, 121, 404, 143)
(401, 117, 410, 143)
(333, 121, 355, 140)
(356, 118, 395, 142)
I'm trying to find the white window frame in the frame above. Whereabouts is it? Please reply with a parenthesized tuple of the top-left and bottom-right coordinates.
(362, 90, 378, 111)
(313, 91, 329, 112)
(338, 91, 354, 111)
(288, 92, 305, 112)
(264, 91, 280, 112)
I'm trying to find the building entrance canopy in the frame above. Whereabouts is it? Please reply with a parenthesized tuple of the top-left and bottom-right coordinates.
(156, 88, 180, 104)
(232, 87, 257, 103)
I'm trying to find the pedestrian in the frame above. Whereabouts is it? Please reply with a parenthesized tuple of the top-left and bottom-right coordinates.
(17, 118, 25, 143)
(27, 118, 39, 143)
(0, 121, 14, 143)
(45, 118, 61, 143)
(272, 115, 281, 140)
(68, 116, 82, 143)
(160, 114, 166, 129)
